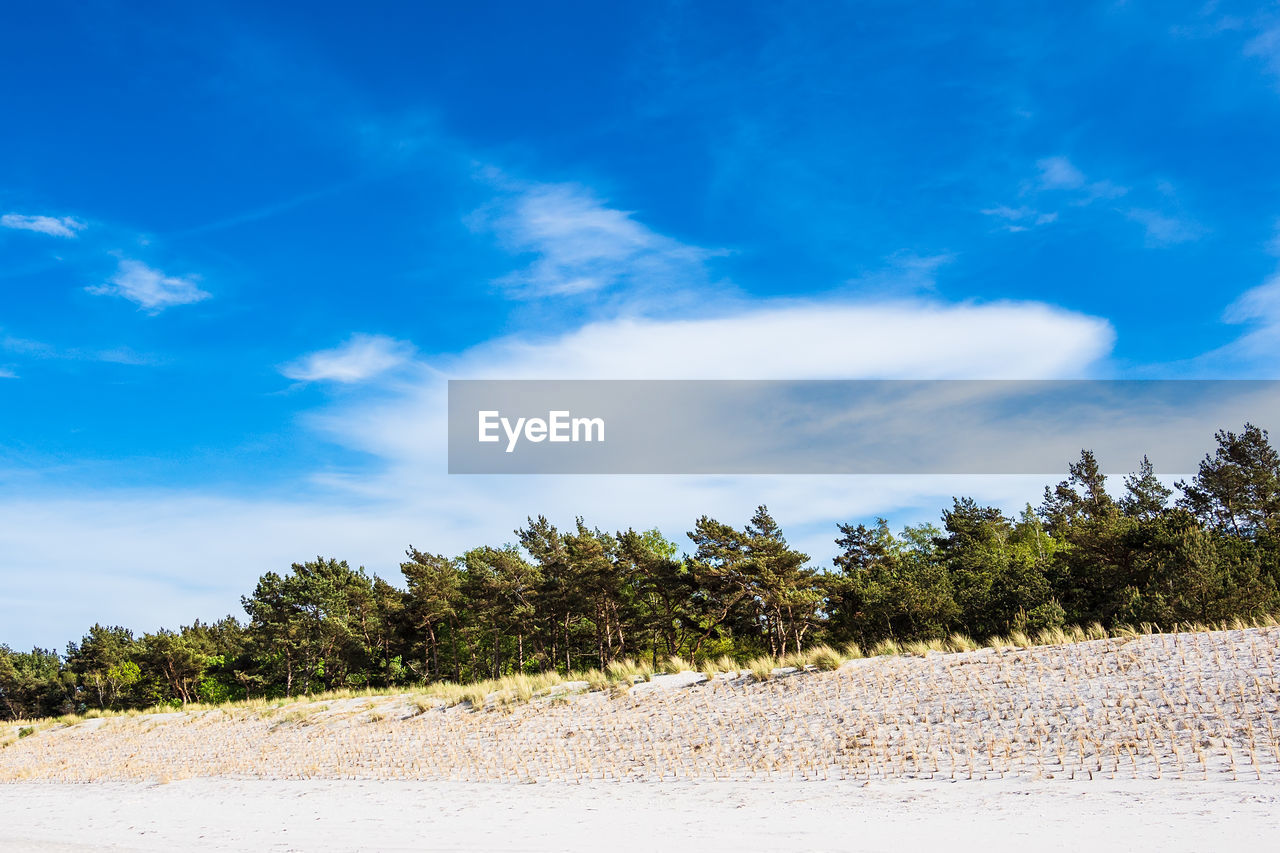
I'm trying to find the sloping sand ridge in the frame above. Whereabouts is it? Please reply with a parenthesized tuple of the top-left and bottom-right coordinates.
(4, 627, 1278, 784)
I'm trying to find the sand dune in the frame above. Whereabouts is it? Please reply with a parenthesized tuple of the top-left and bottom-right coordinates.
(3, 627, 1279, 850)
(4, 628, 1278, 784)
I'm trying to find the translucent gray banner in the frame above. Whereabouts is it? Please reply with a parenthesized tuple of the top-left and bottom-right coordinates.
(447, 380, 1280, 474)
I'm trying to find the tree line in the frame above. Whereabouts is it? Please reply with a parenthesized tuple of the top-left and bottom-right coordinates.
(4, 424, 1280, 721)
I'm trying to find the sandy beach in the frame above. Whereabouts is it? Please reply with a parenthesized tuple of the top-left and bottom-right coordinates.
(3, 777, 1278, 852)
(4, 627, 1279, 850)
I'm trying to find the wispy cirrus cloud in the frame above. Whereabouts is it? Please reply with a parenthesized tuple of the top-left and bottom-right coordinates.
(281, 333, 416, 383)
(1035, 156, 1127, 203)
(845, 252, 957, 294)
(1183, 276, 1280, 376)
(472, 179, 724, 299)
(86, 259, 210, 313)
(1244, 24, 1280, 82)
(985, 156, 1206, 247)
(1035, 156, 1087, 190)
(1, 213, 86, 238)
(1170, 8, 1280, 88)
(983, 155, 1124, 234)
(980, 205, 1058, 232)
(1127, 208, 1205, 247)
(1, 333, 156, 367)
(1174, 225, 1280, 376)
(0, 335, 57, 358)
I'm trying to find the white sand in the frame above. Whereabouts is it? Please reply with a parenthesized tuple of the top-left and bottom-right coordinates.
(2, 777, 1277, 852)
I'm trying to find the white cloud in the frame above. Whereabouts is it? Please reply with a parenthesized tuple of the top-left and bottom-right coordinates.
(1, 335, 56, 357)
(1183, 228, 1280, 374)
(1127, 208, 1204, 247)
(847, 252, 956, 293)
(446, 301, 1113, 381)
(1245, 25, 1280, 80)
(296, 298, 1115, 510)
(980, 205, 1059, 231)
(1075, 180, 1128, 204)
(1035, 157, 1128, 203)
(1208, 267, 1280, 374)
(281, 334, 416, 383)
(989, 157, 1172, 239)
(86, 259, 210, 313)
(1036, 156, 1087, 190)
(474, 181, 722, 298)
(982, 156, 1122, 234)
(1223, 273, 1280, 326)
(1, 213, 86, 238)
(0, 367, 16, 379)
(1267, 225, 1280, 258)
(1, 333, 156, 366)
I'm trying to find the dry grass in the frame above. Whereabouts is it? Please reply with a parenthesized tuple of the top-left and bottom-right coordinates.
(698, 655, 741, 682)
(747, 656, 776, 682)
(807, 646, 844, 671)
(902, 638, 946, 656)
(658, 656, 692, 675)
(869, 638, 901, 657)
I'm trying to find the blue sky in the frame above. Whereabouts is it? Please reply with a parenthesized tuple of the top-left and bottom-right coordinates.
(4, 1, 1280, 647)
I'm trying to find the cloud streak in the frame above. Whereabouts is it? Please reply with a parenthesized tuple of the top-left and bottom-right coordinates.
(281, 334, 417, 383)
(448, 300, 1114, 381)
(984, 156, 1208, 247)
(1245, 24, 1280, 82)
(1, 333, 156, 367)
(474, 180, 723, 299)
(980, 205, 1058, 232)
(1127, 208, 1204, 247)
(1, 213, 86, 238)
(1036, 156, 1086, 190)
(86, 259, 211, 313)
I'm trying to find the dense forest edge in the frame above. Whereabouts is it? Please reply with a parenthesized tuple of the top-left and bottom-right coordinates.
(5, 423, 1280, 723)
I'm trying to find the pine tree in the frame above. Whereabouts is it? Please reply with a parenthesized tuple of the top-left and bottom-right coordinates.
(1120, 455, 1172, 519)
(1178, 423, 1280, 536)
(400, 549, 461, 681)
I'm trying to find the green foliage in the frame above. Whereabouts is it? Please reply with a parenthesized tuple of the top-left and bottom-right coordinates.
(688, 506, 821, 658)
(0, 646, 74, 720)
(1178, 423, 1280, 536)
(242, 558, 392, 696)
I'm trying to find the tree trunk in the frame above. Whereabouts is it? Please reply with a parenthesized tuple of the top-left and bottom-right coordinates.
(426, 622, 439, 681)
